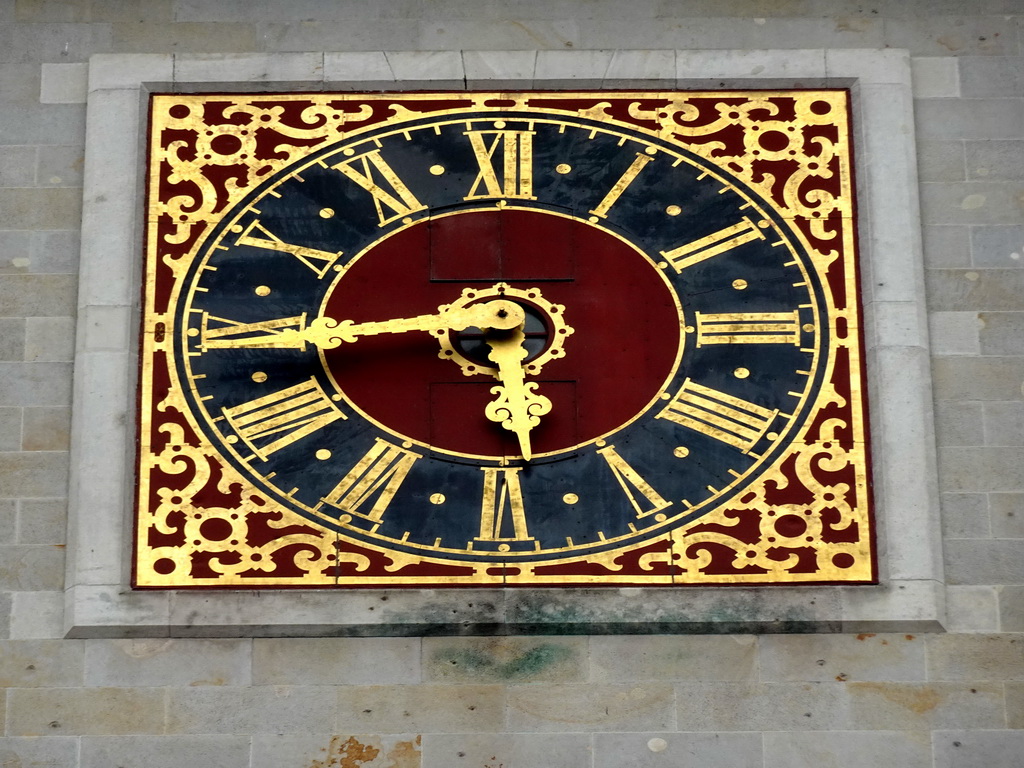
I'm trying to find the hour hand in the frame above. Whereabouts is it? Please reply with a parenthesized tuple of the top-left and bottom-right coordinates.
(483, 326, 552, 461)
(288, 299, 525, 349)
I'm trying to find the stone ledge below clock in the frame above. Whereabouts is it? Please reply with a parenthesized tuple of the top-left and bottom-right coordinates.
(63, 580, 946, 638)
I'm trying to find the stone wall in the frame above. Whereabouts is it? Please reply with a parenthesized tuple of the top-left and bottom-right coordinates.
(0, 0, 1022, 766)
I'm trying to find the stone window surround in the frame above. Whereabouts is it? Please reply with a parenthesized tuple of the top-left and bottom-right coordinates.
(66, 50, 942, 637)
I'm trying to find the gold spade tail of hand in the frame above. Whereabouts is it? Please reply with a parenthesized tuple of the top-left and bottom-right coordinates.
(484, 328, 552, 461)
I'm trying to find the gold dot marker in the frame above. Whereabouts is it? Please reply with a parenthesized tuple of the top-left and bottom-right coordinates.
(734, 367, 750, 379)
(595, 439, 607, 447)
(230, 225, 243, 233)
(674, 446, 690, 458)
(187, 328, 199, 337)
(331, 394, 342, 401)
(343, 147, 355, 156)
(556, 163, 571, 174)
(255, 285, 270, 297)
(494, 120, 506, 129)
(732, 279, 748, 290)
(803, 323, 815, 332)
(315, 449, 331, 460)
(563, 493, 579, 505)
(655, 513, 668, 522)
(430, 493, 446, 505)
(645, 146, 657, 155)
(226, 435, 238, 444)
(588, 215, 598, 223)
(666, 205, 681, 216)
(758, 219, 771, 229)
(429, 165, 445, 176)
(319, 207, 334, 218)
(251, 371, 268, 383)
(766, 431, 779, 440)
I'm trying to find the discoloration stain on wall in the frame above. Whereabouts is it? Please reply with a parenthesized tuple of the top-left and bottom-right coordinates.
(307, 736, 421, 768)
(432, 642, 573, 681)
(852, 683, 942, 714)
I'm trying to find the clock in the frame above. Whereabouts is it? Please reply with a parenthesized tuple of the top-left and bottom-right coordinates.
(136, 91, 874, 587)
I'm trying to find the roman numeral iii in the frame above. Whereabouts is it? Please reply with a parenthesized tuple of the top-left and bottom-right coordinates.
(695, 311, 802, 346)
(221, 378, 345, 460)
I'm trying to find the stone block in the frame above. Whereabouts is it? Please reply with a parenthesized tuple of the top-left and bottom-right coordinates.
(81, 305, 132, 352)
(931, 356, 1024, 402)
(826, 48, 909, 85)
(36, 145, 85, 188)
(916, 139, 966, 182)
(760, 633, 927, 683)
(885, 16, 1018, 56)
(174, 52, 322, 87)
(941, 493, 990, 539)
(0, 738, 78, 768)
(0, 20, 111, 64)
(7, 687, 166, 736)
(24, 230, 79, 275)
(63, 586, 171, 639)
(9, 590, 64, 639)
(0, 543, 64, 591)
(0, 638, 83, 686)
(418, 19, 580, 51)
(0, 188, 82, 230)
(930, 310, 981, 362)
(25, 317, 75, 362)
(0, 451, 69, 498)
(846, 682, 1004, 730)
(1001, 586, 1024, 632)
(673, 682, 846, 730)
(944, 585, 999, 632)
(0, 591, 9, 637)
(911, 56, 960, 97)
(604, 49, 675, 86)
(929, 633, 1024, 680)
(507, 683, 674, 732)
(322, 51, 396, 86)
(423, 733, 587, 768)
(0, 103, 86, 147)
(177, 0, 423, 22)
(1010, 683, 1024, 727)
(110, 22, 257, 54)
(261, 22, 420, 54)
(87, 53, 171, 92)
(927, 269, 1024, 312)
(0, 275, 75, 317)
(39, 62, 89, 104)
(17, 498, 67, 544)
(81, 735, 251, 768)
(0, 362, 72, 406)
(945, 539, 1024, 584)
(0, 231, 35, 274)
(678, 48, 829, 81)
(0, 499, 14, 533)
(922, 225, 971, 268)
(840, 580, 940, 633)
(872, 301, 928, 348)
(984, 402, 1024, 446)
(972, 225, 1024, 268)
(934, 400, 984, 446)
(0, 319, 26, 361)
(590, 635, 756, 682)
(933, 730, 1024, 768)
(960, 55, 1024, 97)
(424, 636, 583, 683)
(386, 51, 465, 87)
(921, 182, 1024, 226)
(764, 730, 931, 768)
(939, 447, 1024, 493)
(253, 637, 419, 685)
(254, 734, 422, 768)
(595, 732, 763, 768)
(337, 684, 504, 733)
(166, 686, 336, 734)
(990, 493, 1024, 537)
(0, 145, 37, 187)
(979, 312, 1024, 356)
(22, 405, 71, 453)
(914, 99, 1024, 140)
(85, 638, 252, 687)
(0, 60, 40, 102)
(462, 50, 538, 88)
(967, 140, 1024, 181)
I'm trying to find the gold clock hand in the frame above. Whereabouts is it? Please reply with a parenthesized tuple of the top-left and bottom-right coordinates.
(287, 299, 525, 349)
(483, 326, 552, 462)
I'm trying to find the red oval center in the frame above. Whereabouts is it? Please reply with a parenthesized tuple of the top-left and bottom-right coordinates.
(321, 209, 681, 458)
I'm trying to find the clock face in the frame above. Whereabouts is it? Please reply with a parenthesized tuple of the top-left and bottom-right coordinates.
(137, 92, 873, 587)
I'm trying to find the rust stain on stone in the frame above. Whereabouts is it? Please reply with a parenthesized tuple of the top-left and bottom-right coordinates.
(310, 736, 380, 768)
(853, 683, 943, 714)
(384, 736, 422, 768)
(855, 633, 876, 641)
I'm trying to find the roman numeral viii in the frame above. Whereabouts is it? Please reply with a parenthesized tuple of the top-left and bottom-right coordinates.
(221, 378, 345, 460)
(198, 313, 307, 350)
(464, 129, 536, 201)
(657, 379, 779, 454)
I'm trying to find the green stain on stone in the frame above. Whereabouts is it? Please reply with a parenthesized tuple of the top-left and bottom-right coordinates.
(434, 643, 573, 680)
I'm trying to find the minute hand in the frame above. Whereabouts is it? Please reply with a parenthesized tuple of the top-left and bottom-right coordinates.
(289, 300, 525, 349)
(484, 328, 552, 462)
